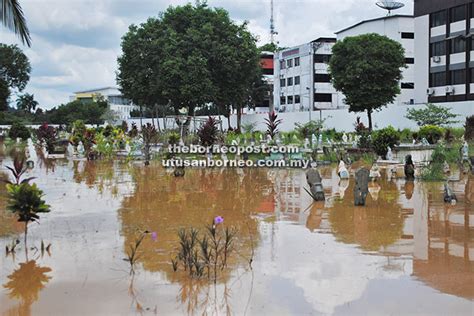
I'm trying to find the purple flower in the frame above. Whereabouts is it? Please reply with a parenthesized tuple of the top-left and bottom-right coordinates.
(214, 216, 224, 225)
(151, 231, 158, 241)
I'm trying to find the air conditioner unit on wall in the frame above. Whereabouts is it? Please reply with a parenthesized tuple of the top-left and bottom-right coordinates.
(446, 86, 455, 94)
(432, 56, 441, 63)
(427, 88, 435, 95)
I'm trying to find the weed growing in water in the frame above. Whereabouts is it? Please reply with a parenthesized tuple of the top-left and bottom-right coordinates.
(174, 217, 236, 282)
(125, 232, 146, 275)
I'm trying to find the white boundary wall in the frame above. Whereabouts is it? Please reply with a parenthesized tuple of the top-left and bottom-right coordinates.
(127, 101, 473, 133)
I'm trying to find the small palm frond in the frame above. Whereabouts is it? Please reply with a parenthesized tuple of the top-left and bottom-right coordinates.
(1, 0, 32, 47)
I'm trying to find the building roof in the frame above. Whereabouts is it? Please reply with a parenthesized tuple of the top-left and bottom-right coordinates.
(335, 14, 414, 34)
(74, 86, 117, 94)
(311, 37, 336, 43)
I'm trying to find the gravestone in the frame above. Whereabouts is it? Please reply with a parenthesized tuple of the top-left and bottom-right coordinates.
(369, 164, 381, 180)
(311, 134, 317, 148)
(443, 161, 450, 174)
(342, 133, 348, 143)
(338, 160, 349, 179)
(174, 166, 185, 177)
(306, 169, 325, 201)
(354, 168, 370, 206)
(404, 155, 415, 181)
(443, 183, 457, 203)
(386, 146, 393, 161)
(304, 138, 310, 150)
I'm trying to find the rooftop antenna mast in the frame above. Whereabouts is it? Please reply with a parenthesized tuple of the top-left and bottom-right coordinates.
(270, 0, 278, 44)
(376, 0, 405, 16)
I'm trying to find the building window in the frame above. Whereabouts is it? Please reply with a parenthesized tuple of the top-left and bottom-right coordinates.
(295, 57, 300, 66)
(287, 77, 293, 86)
(430, 10, 447, 27)
(280, 96, 286, 105)
(314, 54, 331, 63)
(280, 78, 286, 87)
(401, 32, 414, 39)
(294, 76, 300, 85)
(280, 60, 285, 69)
(450, 5, 466, 23)
(430, 72, 446, 87)
(451, 37, 466, 54)
(401, 82, 415, 89)
(431, 41, 446, 56)
(287, 96, 293, 104)
(295, 95, 300, 104)
(314, 73, 331, 82)
(472, 4, 474, 18)
(471, 68, 474, 82)
(314, 93, 332, 102)
(451, 69, 466, 85)
(405, 57, 415, 64)
(287, 59, 293, 68)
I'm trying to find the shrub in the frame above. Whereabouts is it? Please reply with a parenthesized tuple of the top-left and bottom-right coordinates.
(8, 122, 30, 141)
(7, 183, 50, 244)
(354, 117, 371, 149)
(420, 163, 445, 181)
(431, 144, 461, 164)
(295, 120, 324, 139)
(167, 132, 180, 146)
(399, 128, 412, 142)
(418, 125, 444, 144)
(198, 117, 219, 146)
(465, 115, 474, 141)
(371, 126, 400, 158)
(36, 123, 57, 153)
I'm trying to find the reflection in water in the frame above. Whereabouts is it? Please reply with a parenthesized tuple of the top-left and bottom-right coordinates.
(0, 157, 473, 315)
(329, 176, 404, 251)
(3, 260, 52, 316)
(413, 175, 474, 299)
(118, 166, 273, 280)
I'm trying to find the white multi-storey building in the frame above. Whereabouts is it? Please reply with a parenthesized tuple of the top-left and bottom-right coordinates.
(273, 38, 342, 113)
(414, 0, 474, 106)
(336, 14, 416, 106)
(71, 87, 139, 121)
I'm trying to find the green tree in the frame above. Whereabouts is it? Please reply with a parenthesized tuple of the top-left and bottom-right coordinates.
(0, 0, 31, 46)
(117, 3, 260, 131)
(16, 93, 37, 112)
(0, 44, 31, 111)
(259, 43, 279, 52)
(329, 33, 406, 131)
(405, 103, 459, 127)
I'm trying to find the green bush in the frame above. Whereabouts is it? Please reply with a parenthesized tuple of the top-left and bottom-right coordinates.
(371, 126, 400, 158)
(420, 163, 445, 181)
(418, 125, 444, 144)
(8, 122, 30, 141)
(399, 128, 412, 142)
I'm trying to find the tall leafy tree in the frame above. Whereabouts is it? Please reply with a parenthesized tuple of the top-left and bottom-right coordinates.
(1, 0, 31, 46)
(0, 43, 30, 111)
(117, 3, 260, 131)
(329, 33, 406, 131)
(16, 92, 37, 112)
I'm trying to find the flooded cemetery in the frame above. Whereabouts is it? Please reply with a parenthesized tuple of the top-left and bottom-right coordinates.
(0, 139, 472, 315)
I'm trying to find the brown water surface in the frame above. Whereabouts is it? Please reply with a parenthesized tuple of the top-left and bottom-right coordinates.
(0, 156, 473, 315)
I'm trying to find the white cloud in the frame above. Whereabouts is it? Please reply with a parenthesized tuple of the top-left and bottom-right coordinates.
(0, 0, 413, 109)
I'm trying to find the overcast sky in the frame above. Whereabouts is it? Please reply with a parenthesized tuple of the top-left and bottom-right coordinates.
(0, 0, 413, 109)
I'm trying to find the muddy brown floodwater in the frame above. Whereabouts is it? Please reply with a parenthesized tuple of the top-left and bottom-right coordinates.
(0, 156, 473, 315)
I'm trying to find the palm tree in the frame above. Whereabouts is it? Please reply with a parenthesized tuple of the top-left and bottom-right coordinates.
(1, 0, 31, 47)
